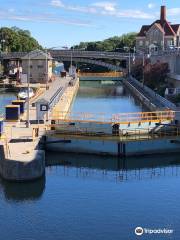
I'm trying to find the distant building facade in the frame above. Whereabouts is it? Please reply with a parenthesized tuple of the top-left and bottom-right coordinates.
(136, 6, 180, 52)
(21, 50, 53, 83)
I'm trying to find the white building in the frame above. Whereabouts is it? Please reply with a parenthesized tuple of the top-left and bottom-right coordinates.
(21, 50, 53, 83)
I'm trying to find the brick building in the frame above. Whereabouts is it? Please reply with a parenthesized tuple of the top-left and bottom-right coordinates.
(136, 6, 180, 52)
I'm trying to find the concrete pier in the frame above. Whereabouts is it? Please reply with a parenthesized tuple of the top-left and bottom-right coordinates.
(52, 78, 79, 119)
(0, 76, 79, 181)
(0, 144, 45, 181)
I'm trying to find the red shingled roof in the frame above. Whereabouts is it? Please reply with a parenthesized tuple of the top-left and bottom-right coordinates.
(171, 24, 180, 34)
(137, 25, 150, 37)
(137, 20, 178, 37)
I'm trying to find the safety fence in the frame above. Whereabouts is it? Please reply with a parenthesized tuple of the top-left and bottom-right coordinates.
(78, 72, 123, 78)
(51, 110, 175, 124)
(47, 123, 180, 142)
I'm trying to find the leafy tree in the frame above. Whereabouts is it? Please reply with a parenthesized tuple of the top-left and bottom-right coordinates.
(73, 32, 137, 52)
(132, 61, 169, 95)
(144, 62, 169, 90)
(0, 27, 42, 52)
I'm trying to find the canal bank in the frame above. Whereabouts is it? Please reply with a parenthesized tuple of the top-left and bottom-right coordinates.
(0, 77, 79, 181)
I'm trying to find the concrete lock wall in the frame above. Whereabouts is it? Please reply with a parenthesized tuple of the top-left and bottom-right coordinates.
(0, 145, 45, 181)
(123, 80, 157, 111)
(45, 136, 180, 157)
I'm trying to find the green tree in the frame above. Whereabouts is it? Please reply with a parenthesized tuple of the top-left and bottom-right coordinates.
(73, 32, 137, 52)
(0, 27, 42, 52)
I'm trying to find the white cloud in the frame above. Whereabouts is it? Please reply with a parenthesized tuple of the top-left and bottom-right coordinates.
(92, 2, 116, 12)
(0, 9, 92, 27)
(51, 0, 64, 7)
(116, 10, 153, 19)
(50, 0, 155, 20)
(168, 8, 180, 16)
(148, 3, 155, 9)
(8, 8, 15, 13)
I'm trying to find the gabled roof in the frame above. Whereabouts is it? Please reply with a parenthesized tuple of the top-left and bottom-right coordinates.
(171, 24, 180, 34)
(137, 25, 150, 37)
(22, 49, 53, 60)
(137, 20, 177, 37)
(137, 6, 179, 38)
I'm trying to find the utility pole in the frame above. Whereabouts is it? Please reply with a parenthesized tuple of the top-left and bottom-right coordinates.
(142, 53, 145, 86)
(45, 48, 48, 89)
(70, 46, 74, 76)
(26, 53, 30, 128)
(128, 51, 131, 76)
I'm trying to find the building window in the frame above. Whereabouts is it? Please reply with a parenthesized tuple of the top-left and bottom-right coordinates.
(37, 65, 43, 69)
(167, 39, 174, 46)
(145, 41, 149, 46)
(139, 40, 143, 46)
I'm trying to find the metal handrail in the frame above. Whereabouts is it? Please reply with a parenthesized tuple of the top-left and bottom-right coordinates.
(78, 72, 123, 77)
(51, 110, 175, 124)
(47, 124, 180, 141)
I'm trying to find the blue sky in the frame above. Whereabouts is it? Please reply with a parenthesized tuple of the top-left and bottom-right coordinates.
(0, 0, 180, 48)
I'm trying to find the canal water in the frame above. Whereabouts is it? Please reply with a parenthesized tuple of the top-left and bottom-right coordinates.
(72, 81, 143, 115)
(0, 84, 180, 240)
(0, 92, 16, 116)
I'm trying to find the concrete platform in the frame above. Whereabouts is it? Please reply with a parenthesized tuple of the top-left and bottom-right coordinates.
(0, 143, 45, 181)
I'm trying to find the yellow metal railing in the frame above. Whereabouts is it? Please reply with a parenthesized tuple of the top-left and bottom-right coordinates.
(51, 110, 175, 124)
(46, 124, 180, 142)
(78, 71, 123, 78)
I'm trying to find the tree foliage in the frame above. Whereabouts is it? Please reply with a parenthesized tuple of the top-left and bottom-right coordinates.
(0, 27, 42, 52)
(144, 62, 169, 90)
(73, 32, 137, 52)
(132, 61, 169, 95)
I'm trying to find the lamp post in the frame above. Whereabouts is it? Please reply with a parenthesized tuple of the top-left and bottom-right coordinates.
(70, 46, 74, 76)
(128, 51, 131, 75)
(142, 53, 145, 86)
(26, 53, 31, 128)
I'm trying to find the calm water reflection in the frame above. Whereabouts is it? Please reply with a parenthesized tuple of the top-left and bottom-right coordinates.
(0, 153, 180, 240)
(72, 81, 144, 114)
(0, 86, 179, 240)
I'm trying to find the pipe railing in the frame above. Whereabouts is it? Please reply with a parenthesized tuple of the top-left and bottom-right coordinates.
(51, 110, 175, 124)
(47, 124, 180, 141)
(78, 72, 123, 77)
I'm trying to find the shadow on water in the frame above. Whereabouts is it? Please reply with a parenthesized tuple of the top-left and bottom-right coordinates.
(46, 151, 180, 171)
(46, 151, 180, 182)
(0, 176, 46, 201)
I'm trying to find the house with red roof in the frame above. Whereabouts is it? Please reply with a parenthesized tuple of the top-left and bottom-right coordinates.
(136, 6, 180, 52)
